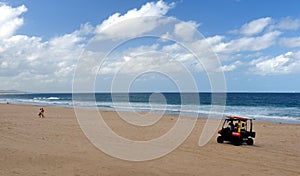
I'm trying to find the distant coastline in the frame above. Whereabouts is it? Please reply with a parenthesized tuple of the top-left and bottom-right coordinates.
(0, 91, 27, 95)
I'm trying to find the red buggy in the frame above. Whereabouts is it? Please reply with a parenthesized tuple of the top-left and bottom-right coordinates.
(217, 116, 256, 145)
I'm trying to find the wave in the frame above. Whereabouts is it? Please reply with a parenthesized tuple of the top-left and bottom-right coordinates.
(47, 97, 60, 100)
(33, 97, 46, 100)
(1, 94, 300, 124)
(91, 102, 300, 123)
(33, 97, 60, 100)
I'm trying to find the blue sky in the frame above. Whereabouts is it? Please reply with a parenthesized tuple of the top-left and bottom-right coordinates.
(1, 0, 300, 92)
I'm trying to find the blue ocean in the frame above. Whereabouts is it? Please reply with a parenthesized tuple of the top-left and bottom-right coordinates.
(1, 93, 300, 124)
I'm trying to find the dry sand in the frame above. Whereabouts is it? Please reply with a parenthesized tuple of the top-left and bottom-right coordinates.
(0, 104, 299, 176)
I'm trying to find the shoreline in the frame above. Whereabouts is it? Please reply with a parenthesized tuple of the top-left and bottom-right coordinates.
(1, 101, 300, 125)
(0, 103, 300, 175)
(1, 92, 300, 125)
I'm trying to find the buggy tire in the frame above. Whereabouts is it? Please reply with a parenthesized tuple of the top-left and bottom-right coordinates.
(217, 136, 224, 143)
(247, 138, 254, 145)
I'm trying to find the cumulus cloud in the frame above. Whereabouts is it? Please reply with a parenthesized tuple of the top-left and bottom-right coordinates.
(119, 52, 184, 74)
(276, 17, 300, 30)
(2, 1, 300, 92)
(206, 16, 300, 74)
(88, 0, 221, 76)
(221, 61, 243, 72)
(0, 19, 88, 91)
(95, 0, 175, 40)
(97, 40, 208, 76)
(0, 35, 44, 76)
(213, 31, 281, 53)
(0, 1, 181, 91)
(97, 44, 159, 75)
(0, 3, 27, 39)
(174, 21, 200, 41)
(96, 0, 173, 32)
(236, 17, 272, 36)
(250, 51, 300, 75)
(205, 35, 225, 46)
(280, 37, 300, 48)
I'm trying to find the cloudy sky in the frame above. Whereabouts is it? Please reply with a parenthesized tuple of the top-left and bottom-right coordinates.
(1, 0, 300, 92)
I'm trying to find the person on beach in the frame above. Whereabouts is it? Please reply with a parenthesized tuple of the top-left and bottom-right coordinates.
(38, 107, 45, 118)
(233, 123, 238, 132)
(229, 121, 234, 131)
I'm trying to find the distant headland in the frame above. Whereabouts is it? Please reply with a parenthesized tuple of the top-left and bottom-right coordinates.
(0, 90, 27, 94)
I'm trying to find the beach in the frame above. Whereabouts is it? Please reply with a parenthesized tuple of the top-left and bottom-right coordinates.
(0, 103, 300, 176)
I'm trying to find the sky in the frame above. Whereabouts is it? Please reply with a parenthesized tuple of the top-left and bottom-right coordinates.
(0, 0, 300, 92)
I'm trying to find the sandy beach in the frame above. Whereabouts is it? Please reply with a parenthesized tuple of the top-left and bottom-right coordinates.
(0, 103, 300, 176)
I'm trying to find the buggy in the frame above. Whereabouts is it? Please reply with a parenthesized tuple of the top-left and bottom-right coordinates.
(217, 115, 256, 145)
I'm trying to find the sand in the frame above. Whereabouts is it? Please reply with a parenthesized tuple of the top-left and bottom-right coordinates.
(0, 103, 299, 176)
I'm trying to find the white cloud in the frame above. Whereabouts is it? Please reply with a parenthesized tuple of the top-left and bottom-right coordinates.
(118, 52, 184, 74)
(0, 1, 221, 92)
(0, 35, 44, 76)
(213, 31, 281, 53)
(205, 35, 225, 46)
(250, 51, 300, 75)
(95, 0, 175, 40)
(280, 37, 300, 48)
(97, 44, 159, 75)
(97, 0, 174, 32)
(89, 1, 221, 76)
(276, 17, 300, 30)
(207, 16, 300, 75)
(0, 33, 83, 78)
(97, 37, 217, 76)
(0, 3, 27, 39)
(221, 61, 242, 72)
(103, 48, 194, 75)
(2, 1, 300, 92)
(239, 17, 272, 36)
(174, 21, 200, 41)
(0, 19, 88, 91)
(1, 2, 219, 92)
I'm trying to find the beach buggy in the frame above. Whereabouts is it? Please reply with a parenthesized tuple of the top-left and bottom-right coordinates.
(217, 115, 256, 145)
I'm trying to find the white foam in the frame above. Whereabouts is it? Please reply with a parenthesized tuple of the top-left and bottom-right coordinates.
(47, 97, 60, 100)
(1, 95, 299, 124)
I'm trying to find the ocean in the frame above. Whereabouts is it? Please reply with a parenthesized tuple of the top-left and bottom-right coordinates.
(1, 93, 300, 124)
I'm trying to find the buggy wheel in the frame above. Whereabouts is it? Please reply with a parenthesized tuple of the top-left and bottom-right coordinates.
(217, 136, 224, 143)
(247, 138, 254, 145)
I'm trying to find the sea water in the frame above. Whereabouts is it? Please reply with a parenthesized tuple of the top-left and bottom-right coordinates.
(1, 92, 299, 124)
